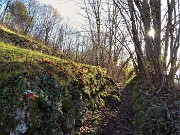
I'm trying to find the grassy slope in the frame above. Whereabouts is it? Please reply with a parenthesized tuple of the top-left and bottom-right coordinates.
(0, 41, 105, 85)
(0, 41, 114, 134)
(0, 25, 50, 50)
(0, 25, 66, 59)
(0, 42, 59, 62)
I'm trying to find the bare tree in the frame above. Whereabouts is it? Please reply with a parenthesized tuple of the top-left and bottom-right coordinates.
(83, 0, 103, 66)
(0, 0, 11, 23)
(114, 0, 180, 87)
(31, 4, 61, 45)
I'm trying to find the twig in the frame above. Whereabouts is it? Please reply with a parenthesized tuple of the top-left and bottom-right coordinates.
(156, 85, 164, 94)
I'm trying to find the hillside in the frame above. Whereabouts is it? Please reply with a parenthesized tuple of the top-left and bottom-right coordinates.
(1, 0, 180, 134)
(0, 25, 66, 60)
(1, 25, 179, 135)
(0, 33, 116, 134)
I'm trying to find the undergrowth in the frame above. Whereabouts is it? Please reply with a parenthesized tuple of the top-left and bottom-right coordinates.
(126, 77, 180, 135)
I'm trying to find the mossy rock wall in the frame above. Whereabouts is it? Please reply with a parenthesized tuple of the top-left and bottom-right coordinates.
(0, 42, 115, 134)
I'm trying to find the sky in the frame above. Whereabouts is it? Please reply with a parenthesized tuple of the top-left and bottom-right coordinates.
(38, 0, 85, 29)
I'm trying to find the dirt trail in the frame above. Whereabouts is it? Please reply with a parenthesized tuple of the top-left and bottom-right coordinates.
(81, 88, 135, 135)
(96, 89, 135, 135)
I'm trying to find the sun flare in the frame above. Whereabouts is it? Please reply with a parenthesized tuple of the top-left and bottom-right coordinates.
(148, 28, 155, 38)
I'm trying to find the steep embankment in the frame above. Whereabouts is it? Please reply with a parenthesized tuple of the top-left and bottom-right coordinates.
(0, 38, 115, 134)
(0, 25, 66, 60)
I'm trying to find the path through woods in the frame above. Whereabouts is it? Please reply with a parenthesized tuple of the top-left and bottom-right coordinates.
(81, 88, 135, 135)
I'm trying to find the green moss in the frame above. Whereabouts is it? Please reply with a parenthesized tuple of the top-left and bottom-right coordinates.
(62, 97, 73, 112)
(0, 25, 17, 35)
